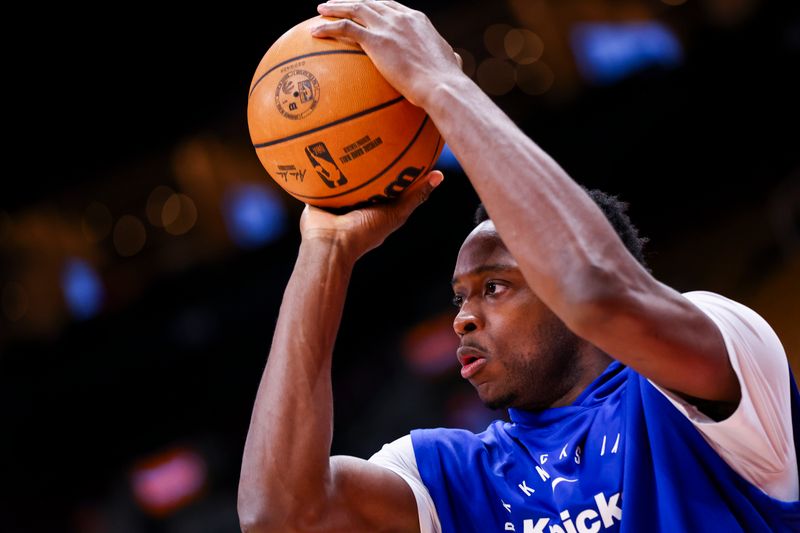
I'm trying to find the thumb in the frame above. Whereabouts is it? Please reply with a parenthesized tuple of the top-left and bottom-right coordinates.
(396, 170, 444, 216)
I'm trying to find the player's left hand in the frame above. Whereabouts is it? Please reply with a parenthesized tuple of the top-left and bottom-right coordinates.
(300, 170, 444, 262)
(312, 0, 465, 109)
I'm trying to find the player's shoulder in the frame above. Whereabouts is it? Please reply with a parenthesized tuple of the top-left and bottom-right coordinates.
(681, 290, 786, 360)
(682, 290, 772, 329)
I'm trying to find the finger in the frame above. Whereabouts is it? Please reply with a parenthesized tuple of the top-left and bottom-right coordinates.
(323, 0, 393, 9)
(311, 18, 370, 42)
(380, 1, 409, 12)
(454, 51, 463, 70)
(366, 0, 393, 14)
(317, 1, 382, 25)
(396, 170, 444, 217)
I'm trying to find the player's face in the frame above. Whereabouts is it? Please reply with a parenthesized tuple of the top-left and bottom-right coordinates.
(451, 221, 583, 410)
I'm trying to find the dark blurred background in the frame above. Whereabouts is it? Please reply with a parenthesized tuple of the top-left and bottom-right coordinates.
(2, 0, 798, 531)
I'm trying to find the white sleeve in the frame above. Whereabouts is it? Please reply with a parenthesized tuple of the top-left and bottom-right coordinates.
(649, 290, 798, 501)
(368, 435, 441, 533)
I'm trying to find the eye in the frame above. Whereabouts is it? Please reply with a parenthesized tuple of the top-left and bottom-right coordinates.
(451, 294, 463, 308)
(485, 281, 506, 296)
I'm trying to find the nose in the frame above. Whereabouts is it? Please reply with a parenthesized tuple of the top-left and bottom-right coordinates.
(453, 301, 483, 336)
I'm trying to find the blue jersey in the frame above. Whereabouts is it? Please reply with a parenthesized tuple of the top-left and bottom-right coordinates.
(411, 362, 800, 532)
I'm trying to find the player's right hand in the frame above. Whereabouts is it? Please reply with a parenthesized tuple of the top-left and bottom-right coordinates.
(312, 1, 465, 109)
(300, 170, 443, 261)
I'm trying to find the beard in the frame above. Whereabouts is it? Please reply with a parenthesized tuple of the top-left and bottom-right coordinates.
(481, 317, 583, 411)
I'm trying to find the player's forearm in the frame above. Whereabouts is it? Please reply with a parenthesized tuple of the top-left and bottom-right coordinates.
(424, 76, 648, 327)
(238, 237, 354, 530)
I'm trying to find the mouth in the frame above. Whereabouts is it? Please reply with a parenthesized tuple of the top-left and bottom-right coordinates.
(457, 346, 488, 379)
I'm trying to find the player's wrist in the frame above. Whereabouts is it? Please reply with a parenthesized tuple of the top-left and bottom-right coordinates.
(416, 71, 474, 115)
(300, 231, 361, 266)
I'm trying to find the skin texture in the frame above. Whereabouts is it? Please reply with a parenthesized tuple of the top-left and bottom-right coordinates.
(238, 2, 742, 532)
(452, 222, 612, 411)
(237, 172, 444, 533)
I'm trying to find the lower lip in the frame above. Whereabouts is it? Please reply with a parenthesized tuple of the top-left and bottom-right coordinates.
(461, 358, 487, 379)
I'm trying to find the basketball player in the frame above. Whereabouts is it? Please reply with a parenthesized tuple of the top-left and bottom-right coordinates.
(238, 1, 800, 530)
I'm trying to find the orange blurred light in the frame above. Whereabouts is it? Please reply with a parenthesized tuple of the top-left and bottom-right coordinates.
(477, 58, 517, 96)
(505, 29, 544, 65)
(163, 194, 198, 236)
(146, 186, 176, 227)
(484, 23, 514, 58)
(113, 215, 147, 257)
(402, 312, 460, 377)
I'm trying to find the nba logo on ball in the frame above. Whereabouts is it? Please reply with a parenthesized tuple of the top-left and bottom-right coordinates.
(248, 16, 443, 210)
(305, 142, 348, 189)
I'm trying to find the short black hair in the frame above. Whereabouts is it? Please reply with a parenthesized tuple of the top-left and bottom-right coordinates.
(473, 189, 649, 268)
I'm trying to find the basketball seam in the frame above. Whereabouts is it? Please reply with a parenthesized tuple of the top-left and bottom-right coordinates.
(248, 49, 368, 97)
(425, 134, 443, 176)
(253, 96, 405, 149)
(400, 132, 442, 201)
(287, 114, 431, 200)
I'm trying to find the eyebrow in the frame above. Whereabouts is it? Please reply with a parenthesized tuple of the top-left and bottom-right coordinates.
(451, 264, 518, 286)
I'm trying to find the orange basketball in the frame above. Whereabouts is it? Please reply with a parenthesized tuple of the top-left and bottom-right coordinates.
(247, 16, 443, 210)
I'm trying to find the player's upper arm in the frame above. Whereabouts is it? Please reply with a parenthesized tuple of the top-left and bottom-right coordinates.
(242, 455, 419, 533)
(573, 273, 740, 404)
(240, 450, 420, 533)
(315, 455, 422, 533)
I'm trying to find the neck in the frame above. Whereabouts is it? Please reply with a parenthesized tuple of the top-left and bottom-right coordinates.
(548, 344, 613, 408)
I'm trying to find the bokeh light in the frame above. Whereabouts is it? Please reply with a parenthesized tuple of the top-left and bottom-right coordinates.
(163, 194, 198, 236)
(484, 23, 514, 58)
(131, 448, 207, 517)
(2, 2, 796, 529)
(476, 58, 517, 96)
(146, 186, 176, 227)
(61, 258, 104, 320)
(222, 183, 286, 249)
(504, 29, 544, 65)
(113, 215, 147, 257)
(402, 312, 460, 377)
(570, 21, 683, 85)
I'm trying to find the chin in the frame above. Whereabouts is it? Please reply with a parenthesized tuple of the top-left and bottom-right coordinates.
(481, 390, 517, 411)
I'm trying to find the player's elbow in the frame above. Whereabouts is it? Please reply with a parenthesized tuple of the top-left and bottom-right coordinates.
(238, 516, 267, 533)
(238, 490, 327, 533)
(239, 510, 327, 533)
(238, 510, 292, 533)
(237, 493, 286, 533)
(237, 503, 270, 533)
